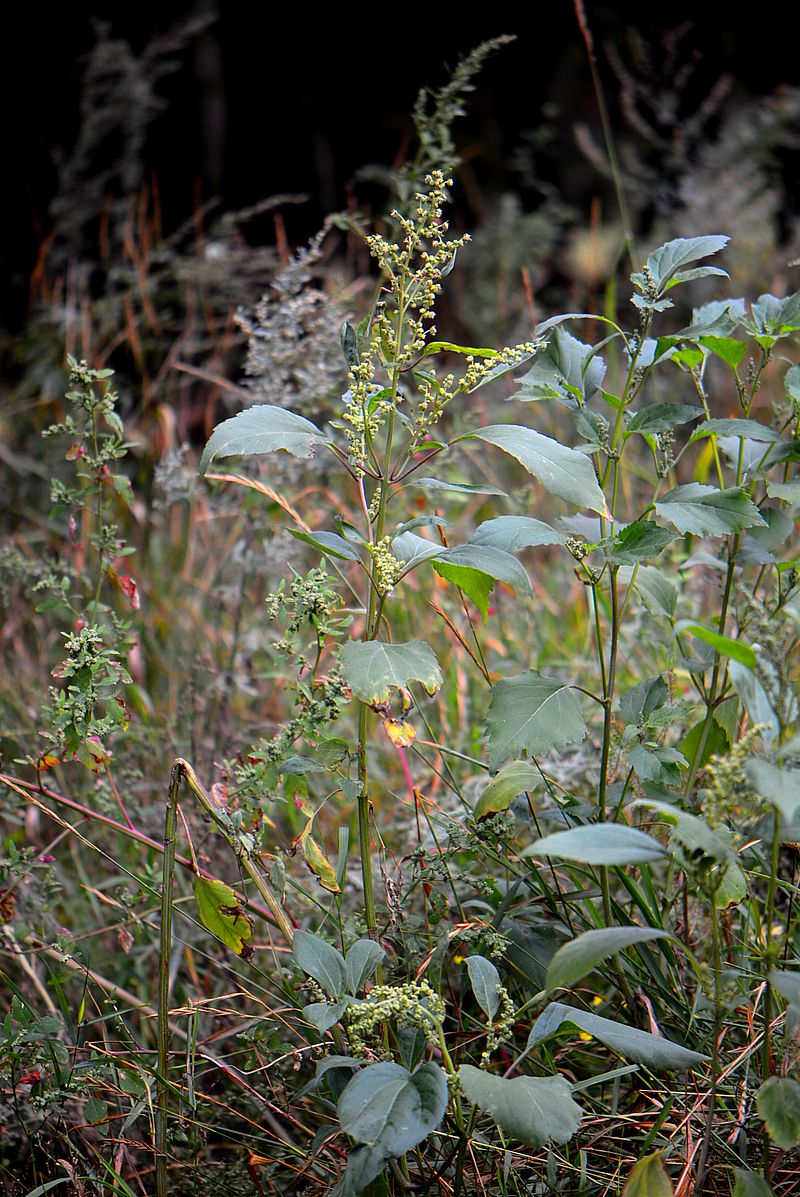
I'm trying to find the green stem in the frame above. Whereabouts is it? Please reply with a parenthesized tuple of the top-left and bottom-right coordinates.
(155, 762, 181, 1197)
(694, 880, 723, 1194)
(761, 808, 782, 1180)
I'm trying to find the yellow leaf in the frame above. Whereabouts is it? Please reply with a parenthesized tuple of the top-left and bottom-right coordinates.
(193, 874, 254, 957)
(385, 719, 417, 747)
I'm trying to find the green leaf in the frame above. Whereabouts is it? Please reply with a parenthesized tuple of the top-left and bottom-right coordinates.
(470, 515, 566, 551)
(521, 824, 667, 866)
(393, 532, 443, 574)
(515, 327, 605, 404)
(606, 523, 676, 564)
(434, 562, 494, 619)
(655, 484, 766, 536)
(338, 1061, 448, 1154)
(769, 970, 800, 1027)
(423, 340, 498, 358)
(633, 236, 729, 294)
(340, 640, 443, 705)
(689, 418, 781, 443)
(624, 405, 703, 436)
(192, 875, 254, 956)
(545, 927, 671, 994)
(623, 565, 677, 620)
(747, 759, 800, 823)
(293, 929, 347, 998)
(465, 425, 610, 517)
(345, 940, 386, 995)
(458, 1066, 582, 1147)
(199, 405, 330, 476)
(474, 760, 540, 820)
(409, 476, 508, 497)
(728, 660, 779, 744)
(486, 672, 586, 769)
(289, 529, 361, 560)
(675, 623, 756, 669)
(84, 1095, 109, 1127)
(466, 956, 502, 1020)
(765, 480, 800, 504)
(529, 1002, 708, 1069)
(633, 799, 736, 869)
(699, 336, 747, 368)
(304, 999, 351, 1033)
(436, 544, 532, 592)
(623, 1153, 674, 1197)
(756, 1076, 800, 1149)
(732, 1169, 776, 1197)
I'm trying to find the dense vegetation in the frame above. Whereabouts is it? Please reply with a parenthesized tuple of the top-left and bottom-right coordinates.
(2, 28, 800, 1197)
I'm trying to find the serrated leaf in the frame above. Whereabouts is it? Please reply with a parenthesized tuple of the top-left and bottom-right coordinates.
(465, 425, 610, 517)
(466, 956, 502, 1020)
(486, 672, 586, 769)
(192, 875, 254, 956)
(699, 336, 747, 368)
(345, 940, 386, 995)
(732, 1169, 776, 1197)
(624, 405, 703, 436)
(606, 523, 676, 564)
(474, 760, 540, 820)
(520, 824, 667, 865)
(293, 929, 346, 998)
(458, 1066, 582, 1147)
(747, 759, 800, 823)
(340, 640, 442, 705)
(289, 529, 361, 561)
(435, 545, 532, 595)
(689, 418, 781, 443)
(199, 405, 330, 476)
(634, 236, 729, 295)
(545, 927, 671, 994)
(528, 1002, 708, 1069)
(470, 515, 566, 551)
(623, 1152, 674, 1197)
(756, 1076, 800, 1149)
(655, 484, 766, 536)
(338, 1061, 448, 1154)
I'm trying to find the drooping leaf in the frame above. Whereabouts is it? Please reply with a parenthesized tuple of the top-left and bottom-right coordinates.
(624, 405, 703, 436)
(345, 940, 386, 995)
(337, 1061, 448, 1155)
(409, 476, 508, 497)
(192, 875, 254, 956)
(623, 565, 678, 620)
(698, 336, 747, 369)
(674, 623, 757, 669)
(655, 484, 766, 536)
(732, 1169, 777, 1197)
(289, 529, 361, 561)
(521, 824, 667, 866)
(605, 523, 676, 564)
(465, 425, 610, 517)
(200, 405, 331, 476)
(747, 760, 800, 824)
(515, 327, 605, 405)
(458, 1066, 582, 1147)
(756, 1076, 800, 1149)
(471, 515, 567, 551)
(474, 760, 540, 820)
(633, 236, 729, 296)
(466, 956, 503, 1020)
(545, 927, 671, 994)
(301, 833, 342, 893)
(433, 562, 495, 619)
(304, 999, 351, 1033)
(433, 544, 533, 614)
(293, 929, 347, 998)
(485, 672, 586, 769)
(340, 641, 442, 705)
(623, 1152, 674, 1197)
(689, 418, 781, 444)
(528, 1002, 708, 1069)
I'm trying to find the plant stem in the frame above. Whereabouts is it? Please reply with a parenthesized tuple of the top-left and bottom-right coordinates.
(694, 879, 723, 1194)
(761, 807, 782, 1180)
(155, 762, 181, 1197)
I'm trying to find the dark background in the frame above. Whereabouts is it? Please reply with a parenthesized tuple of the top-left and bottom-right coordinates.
(4, 2, 800, 329)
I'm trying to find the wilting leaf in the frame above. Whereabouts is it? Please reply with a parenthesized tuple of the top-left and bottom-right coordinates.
(193, 875, 254, 956)
(340, 640, 442, 705)
(474, 760, 540, 820)
(623, 1152, 674, 1197)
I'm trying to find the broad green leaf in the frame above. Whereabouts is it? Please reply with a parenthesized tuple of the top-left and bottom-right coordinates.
(675, 623, 756, 669)
(434, 544, 533, 595)
(624, 404, 703, 436)
(515, 327, 605, 404)
(486, 672, 586, 769)
(545, 927, 671, 994)
(633, 236, 729, 295)
(655, 484, 766, 536)
(618, 677, 668, 724)
(423, 340, 497, 358)
(699, 336, 747, 368)
(466, 956, 502, 1020)
(340, 640, 442, 705)
(293, 929, 347, 998)
(760, 479, 800, 504)
(192, 875, 254, 956)
(337, 1146, 386, 1197)
(622, 565, 677, 620)
(606, 523, 676, 564)
(465, 425, 610, 517)
(474, 760, 540, 819)
(756, 1076, 800, 1149)
(409, 476, 508, 497)
(747, 759, 800, 823)
(458, 1066, 582, 1147)
(529, 1002, 708, 1069)
(393, 531, 443, 573)
(623, 1152, 674, 1197)
(338, 1061, 448, 1154)
(521, 824, 667, 866)
(633, 799, 735, 865)
(199, 405, 330, 476)
(732, 1170, 776, 1197)
(345, 940, 386, 995)
(689, 418, 781, 443)
(304, 999, 351, 1033)
(470, 515, 567, 551)
(289, 529, 361, 561)
(433, 561, 494, 619)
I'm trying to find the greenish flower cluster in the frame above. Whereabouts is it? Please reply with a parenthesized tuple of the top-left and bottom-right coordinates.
(366, 536, 402, 597)
(480, 983, 517, 1067)
(700, 724, 765, 831)
(346, 981, 445, 1058)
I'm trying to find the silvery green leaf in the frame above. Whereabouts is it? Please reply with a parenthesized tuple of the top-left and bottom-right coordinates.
(486, 672, 586, 768)
(529, 1001, 708, 1069)
(200, 405, 331, 476)
(470, 515, 566, 551)
(340, 640, 442, 704)
(458, 1066, 582, 1146)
